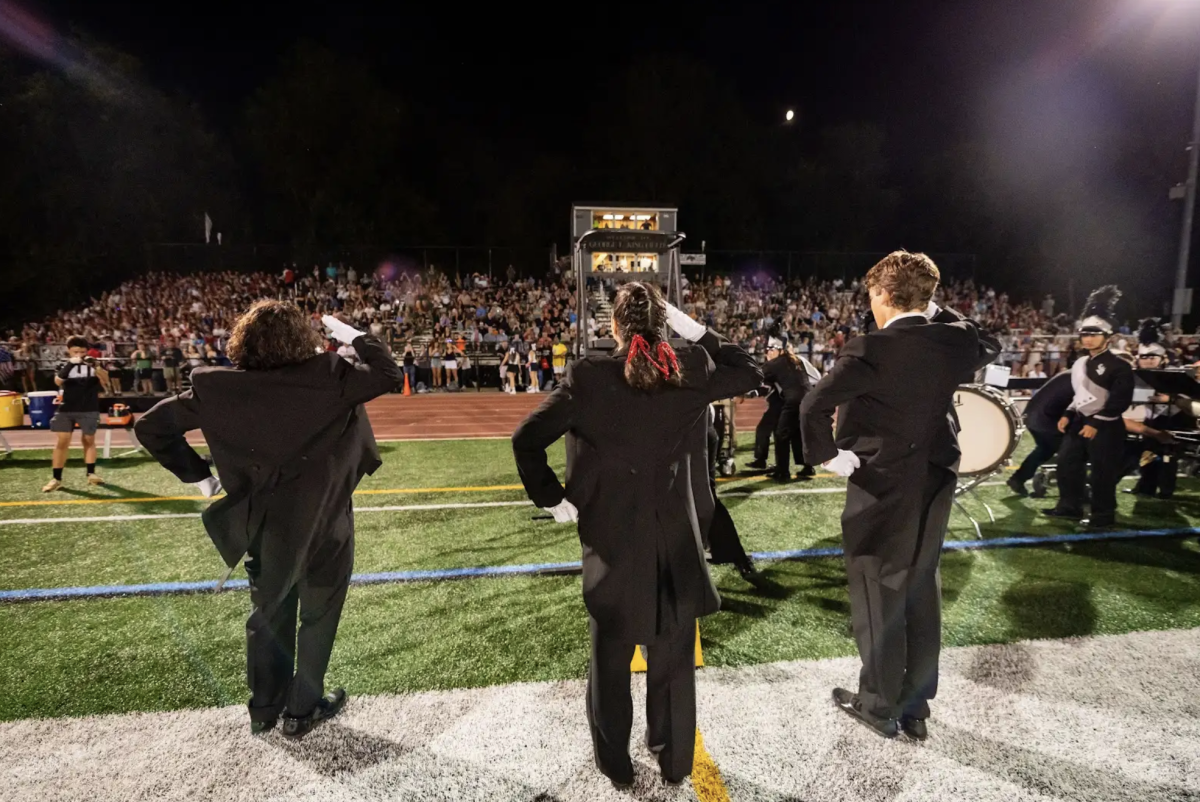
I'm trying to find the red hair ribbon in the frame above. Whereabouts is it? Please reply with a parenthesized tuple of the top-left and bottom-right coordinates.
(628, 334, 680, 378)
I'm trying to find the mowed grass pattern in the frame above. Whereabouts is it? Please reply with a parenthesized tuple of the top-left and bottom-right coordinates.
(1, 435, 1199, 721)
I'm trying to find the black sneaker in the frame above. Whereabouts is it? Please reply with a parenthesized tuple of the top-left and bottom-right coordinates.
(280, 688, 347, 740)
(1006, 477, 1028, 497)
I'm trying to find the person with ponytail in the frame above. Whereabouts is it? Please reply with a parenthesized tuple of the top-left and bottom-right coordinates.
(511, 281, 761, 787)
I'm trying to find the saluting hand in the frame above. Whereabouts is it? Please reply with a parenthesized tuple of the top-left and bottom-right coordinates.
(322, 315, 366, 345)
(664, 303, 706, 342)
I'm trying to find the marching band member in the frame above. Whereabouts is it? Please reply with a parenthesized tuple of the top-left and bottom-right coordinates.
(1122, 319, 1186, 499)
(761, 337, 818, 482)
(1043, 286, 1135, 528)
(511, 281, 761, 787)
(800, 251, 996, 740)
(136, 302, 401, 738)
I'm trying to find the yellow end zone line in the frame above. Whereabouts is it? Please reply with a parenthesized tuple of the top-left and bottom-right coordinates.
(692, 729, 731, 802)
(0, 467, 1017, 509)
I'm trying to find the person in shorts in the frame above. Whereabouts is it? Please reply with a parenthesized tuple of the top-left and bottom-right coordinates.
(44, 336, 108, 492)
(552, 335, 568, 384)
(443, 341, 459, 389)
(162, 338, 184, 393)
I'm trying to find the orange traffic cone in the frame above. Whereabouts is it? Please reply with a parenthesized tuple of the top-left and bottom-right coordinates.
(403, 372, 412, 396)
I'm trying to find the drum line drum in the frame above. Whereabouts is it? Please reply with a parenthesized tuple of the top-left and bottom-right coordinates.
(951, 384, 1026, 537)
(953, 384, 1025, 478)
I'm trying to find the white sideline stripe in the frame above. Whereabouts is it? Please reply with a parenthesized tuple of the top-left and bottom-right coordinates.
(0, 483, 1011, 526)
(2, 628, 1198, 802)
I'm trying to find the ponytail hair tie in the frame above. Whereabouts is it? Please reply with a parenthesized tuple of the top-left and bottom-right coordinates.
(628, 334, 680, 379)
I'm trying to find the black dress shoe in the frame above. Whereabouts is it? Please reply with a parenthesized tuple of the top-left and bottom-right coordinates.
(1006, 477, 1028, 497)
(831, 687, 898, 738)
(797, 465, 816, 479)
(769, 470, 793, 483)
(281, 688, 347, 740)
(250, 718, 276, 735)
(1081, 516, 1116, 530)
(1041, 507, 1083, 520)
(736, 558, 760, 583)
(900, 716, 928, 741)
(745, 459, 768, 471)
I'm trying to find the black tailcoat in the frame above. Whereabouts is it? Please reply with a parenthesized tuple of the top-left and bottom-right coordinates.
(512, 331, 762, 643)
(135, 335, 401, 592)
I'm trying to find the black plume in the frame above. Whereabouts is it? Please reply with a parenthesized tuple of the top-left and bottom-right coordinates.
(1082, 285, 1121, 320)
(1138, 317, 1164, 346)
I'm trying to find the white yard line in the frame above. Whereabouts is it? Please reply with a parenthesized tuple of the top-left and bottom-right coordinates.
(1, 628, 1197, 802)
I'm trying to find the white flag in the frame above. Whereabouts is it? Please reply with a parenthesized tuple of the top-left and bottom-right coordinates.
(204, 213, 212, 243)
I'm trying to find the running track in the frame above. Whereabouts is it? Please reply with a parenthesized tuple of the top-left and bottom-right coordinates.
(1, 392, 770, 448)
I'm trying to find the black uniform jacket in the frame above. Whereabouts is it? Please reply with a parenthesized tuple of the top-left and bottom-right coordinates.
(512, 331, 762, 642)
(1025, 372, 1074, 436)
(799, 317, 993, 560)
(863, 304, 1000, 467)
(135, 336, 401, 591)
(762, 355, 811, 404)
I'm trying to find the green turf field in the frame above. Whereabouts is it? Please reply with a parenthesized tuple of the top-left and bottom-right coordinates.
(2, 437, 1199, 722)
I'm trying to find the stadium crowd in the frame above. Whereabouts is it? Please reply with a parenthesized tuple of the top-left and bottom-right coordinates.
(3, 263, 1196, 395)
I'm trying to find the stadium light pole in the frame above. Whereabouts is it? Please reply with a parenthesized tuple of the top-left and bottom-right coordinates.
(1172, 53, 1200, 329)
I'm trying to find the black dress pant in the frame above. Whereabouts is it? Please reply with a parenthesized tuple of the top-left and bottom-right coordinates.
(846, 464, 955, 721)
(707, 499, 751, 566)
(754, 396, 782, 462)
(1011, 429, 1061, 485)
(1132, 440, 1179, 499)
(245, 521, 354, 722)
(587, 615, 697, 782)
(1055, 419, 1125, 521)
(774, 400, 804, 473)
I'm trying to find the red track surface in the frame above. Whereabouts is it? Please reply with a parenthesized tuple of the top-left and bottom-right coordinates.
(1, 392, 770, 448)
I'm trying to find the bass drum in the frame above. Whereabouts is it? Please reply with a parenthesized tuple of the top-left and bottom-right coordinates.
(954, 385, 1024, 477)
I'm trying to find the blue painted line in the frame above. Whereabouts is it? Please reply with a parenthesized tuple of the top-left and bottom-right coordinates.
(751, 527, 1200, 563)
(0, 528, 1196, 603)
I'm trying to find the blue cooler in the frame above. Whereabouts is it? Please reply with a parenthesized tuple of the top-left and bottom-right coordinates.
(26, 391, 59, 429)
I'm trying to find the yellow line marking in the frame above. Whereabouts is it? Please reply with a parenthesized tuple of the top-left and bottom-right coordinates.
(0, 465, 1016, 509)
(692, 729, 731, 802)
(355, 484, 525, 495)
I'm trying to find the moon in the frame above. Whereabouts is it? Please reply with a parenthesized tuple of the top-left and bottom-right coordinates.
(785, 109, 795, 121)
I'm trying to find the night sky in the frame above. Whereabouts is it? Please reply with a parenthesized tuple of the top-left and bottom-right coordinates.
(7, 0, 1200, 310)
(30, 0, 1200, 158)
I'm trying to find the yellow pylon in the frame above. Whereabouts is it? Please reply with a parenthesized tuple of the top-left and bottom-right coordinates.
(631, 621, 703, 672)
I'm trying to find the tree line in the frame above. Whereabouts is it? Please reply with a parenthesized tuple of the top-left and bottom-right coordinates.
(0, 34, 1188, 328)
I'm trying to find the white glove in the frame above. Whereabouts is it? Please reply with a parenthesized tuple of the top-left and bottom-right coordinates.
(322, 315, 366, 345)
(822, 449, 861, 478)
(192, 475, 223, 498)
(664, 303, 707, 342)
(544, 499, 579, 523)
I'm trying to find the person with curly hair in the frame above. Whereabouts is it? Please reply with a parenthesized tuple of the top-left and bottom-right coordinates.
(136, 300, 400, 740)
